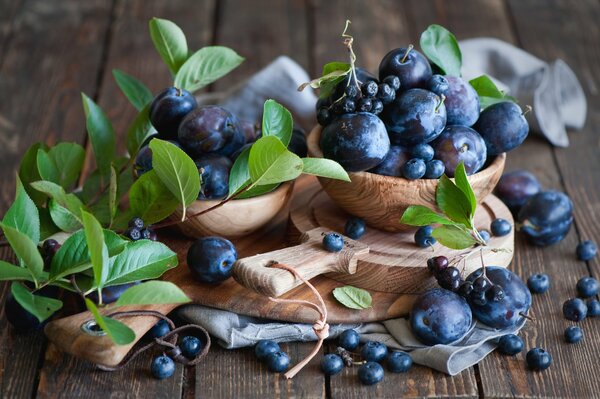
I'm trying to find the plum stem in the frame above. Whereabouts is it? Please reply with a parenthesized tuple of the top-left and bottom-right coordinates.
(341, 20, 361, 91)
(520, 312, 535, 322)
(522, 105, 533, 116)
(401, 44, 414, 63)
(435, 94, 446, 113)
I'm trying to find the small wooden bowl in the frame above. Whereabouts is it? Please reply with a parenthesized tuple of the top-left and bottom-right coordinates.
(307, 125, 506, 232)
(172, 182, 294, 239)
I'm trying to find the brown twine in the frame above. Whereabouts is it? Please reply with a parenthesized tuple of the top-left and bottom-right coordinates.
(96, 310, 211, 372)
(266, 262, 329, 379)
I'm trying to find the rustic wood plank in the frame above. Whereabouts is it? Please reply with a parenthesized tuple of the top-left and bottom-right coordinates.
(0, 0, 23, 58)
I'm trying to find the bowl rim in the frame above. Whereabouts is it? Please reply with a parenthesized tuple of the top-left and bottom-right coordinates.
(307, 124, 506, 183)
(189, 181, 294, 207)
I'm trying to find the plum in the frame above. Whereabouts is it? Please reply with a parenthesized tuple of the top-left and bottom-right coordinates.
(88, 281, 141, 304)
(187, 236, 238, 284)
(475, 102, 529, 155)
(431, 125, 487, 176)
(494, 170, 541, 214)
(288, 127, 308, 157)
(5, 286, 60, 332)
(410, 288, 472, 345)
(443, 76, 480, 127)
(239, 119, 260, 143)
(134, 140, 182, 177)
(368, 145, 410, 177)
(195, 155, 232, 200)
(178, 105, 245, 158)
(149, 87, 197, 139)
(518, 191, 573, 246)
(466, 267, 532, 329)
(381, 88, 447, 146)
(320, 112, 390, 172)
(378, 47, 432, 90)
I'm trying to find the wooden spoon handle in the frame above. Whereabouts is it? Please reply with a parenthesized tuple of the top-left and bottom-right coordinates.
(233, 227, 369, 297)
(44, 303, 178, 367)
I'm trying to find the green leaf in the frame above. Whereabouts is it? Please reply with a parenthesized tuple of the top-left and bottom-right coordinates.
(47, 142, 86, 189)
(436, 175, 473, 228)
(262, 99, 293, 147)
(149, 138, 200, 220)
(36, 149, 59, 184)
(112, 69, 153, 111)
(0, 260, 37, 281)
(48, 199, 82, 232)
(298, 69, 349, 95)
(129, 170, 180, 224)
(115, 281, 190, 306)
(468, 75, 515, 110)
(81, 211, 109, 289)
(81, 93, 117, 179)
(31, 180, 85, 220)
(248, 136, 303, 186)
(84, 298, 135, 345)
(227, 145, 251, 198)
(149, 17, 188, 75)
(479, 96, 509, 110)
(301, 158, 350, 181)
(420, 24, 462, 77)
(432, 225, 477, 250)
(3, 177, 40, 244)
(50, 229, 127, 280)
(126, 103, 154, 157)
(400, 205, 456, 227)
(236, 184, 279, 199)
(453, 162, 477, 218)
(174, 46, 244, 92)
(108, 165, 118, 225)
(19, 142, 48, 206)
(39, 207, 59, 240)
(332, 286, 372, 310)
(0, 223, 44, 282)
(12, 282, 62, 323)
(322, 62, 350, 76)
(103, 240, 178, 286)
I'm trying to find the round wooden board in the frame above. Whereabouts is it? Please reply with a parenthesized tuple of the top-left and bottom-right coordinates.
(288, 182, 514, 294)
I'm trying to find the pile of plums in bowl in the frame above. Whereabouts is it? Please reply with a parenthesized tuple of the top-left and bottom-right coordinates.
(308, 47, 529, 232)
(135, 88, 307, 238)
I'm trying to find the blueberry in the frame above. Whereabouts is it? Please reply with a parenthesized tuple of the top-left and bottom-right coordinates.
(335, 97, 356, 114)
(563, 298, 587, 322)
(149, 319, 170, 339)
(195, 155, 232, 200)
(410, 288, 472, 345)
(320, 113, 390, 172)
(478, 230, 491, 243)
(180, 336, 202, 359)
(361, 81, 379, 98)
(576, 240, 598, 261)
(410, 143, 434, 161)
(344, 217, 366, 240)
(527, 273, 550, 294)
(344, 84, 360, 99)
(149, 87, 198, 140)
(369, 145, 411, 177)
(414, 225, 436, 248)
(587, 299, 600, 316)
(323, 233, 344, 252)
(332, 67, 377, 100)
(497, 334, 524, 355)
(357, 362, 385, 385)
(518, 191, 573, 246)
(576, 277, 599, 298)
(338, 329, 361, 351)
(475, 101, 529, 156)
(317, 107, 333, 126)
(125, 228, 142, 241)
(424, 159, 445, 179)
(526, 348, 552, 371)
(356, 97, 373, 113)
(431, 125, 487, 177)
(494, 170, 541, 214)
(128, 217, 145, 230)
(403, 158, 426, 180)
(321, 353, 344, 376)
(383, 75, 401, 91)
(151, 355, 176, 379)
(443, 76, 480, 127)
(426, 74, 450, 95)
(255, 340, 280, 361)
(490, 218, 512, 237)
(265, 351, 290, 373)
(288, 127, 308, 158)
(371, 99, 384, 115)
(376, 83, 395, 104)
(378, 47, 432, 90)
(564, 326, 583, 343)
(361, 341, 388, 362)
(386, 351, 412, 373)
(187, 237, 238, 284)
(141, 228, 157, 241)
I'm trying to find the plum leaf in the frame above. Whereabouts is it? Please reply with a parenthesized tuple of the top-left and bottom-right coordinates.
(149, 18, 188, 75)
(129, 170, 180, 224)
(262, 99, 293, 147)
(81, 211, 109, 290)
(420, 24, 462, 77)
(333, 286, 372, 310)
(174, 46, 244, 92)
(436, 174, 473, 228)
(112, 69, 153, 111)
(85, 298, 135, 345)
(432, 225, 477, 250)
(248, 136, 303, 186)
(126, 103, 154, 157)
(453, 162, 477, 219)
(400, 205, 456, 227)
(12, 282, 63, 323)
(301, 158, 350, 181)
(3, 177, 40, 244)
(115, 281, 190, 307)
(19, 142, 48, 206)
(0, 223, 44, 283)
(82, 93, 117, 179)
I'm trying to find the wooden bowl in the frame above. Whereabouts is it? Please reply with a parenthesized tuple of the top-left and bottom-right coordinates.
(172, 182, 294, 239)
(307, 125, 506, 232)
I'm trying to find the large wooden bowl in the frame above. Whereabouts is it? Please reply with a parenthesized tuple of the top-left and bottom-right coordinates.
(307, 125, 506, 232)
(172, 182, 294, 239)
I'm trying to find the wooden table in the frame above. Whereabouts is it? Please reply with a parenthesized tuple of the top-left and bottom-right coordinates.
(1, 0, 599, 397)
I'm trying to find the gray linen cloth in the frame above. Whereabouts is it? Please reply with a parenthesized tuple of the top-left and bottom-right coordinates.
(181, 40, 585, 375)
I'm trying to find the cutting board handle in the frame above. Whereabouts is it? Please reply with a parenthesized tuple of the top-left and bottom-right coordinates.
(233, 227, 369, 297)
(44, 303, 177, 367)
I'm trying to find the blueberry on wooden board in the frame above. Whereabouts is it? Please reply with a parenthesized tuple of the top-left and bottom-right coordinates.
(151, 355, 176, 379)
(414, 225, 435, 248)
(497, 334, 524, 355)
(265, 351, 290, 373)
(563, 298, 587, 322)
(386, 351, 413, 373)
(576, 240, 598, 261)
(526, 348, 552, 371)
(361, 341, 388, 362)
(255, 340, 280, 361)
(148, 319, 170, 339)
(180, 336, 203, 359)
(344, 218, 366, 240)
(564, 326, 583, 344)
(321, 354, 344, 376)
(338, 329, 360, 351)
(491, 218, 512, 237)
(357, 361, 385, 385)
(527, 273, 550, 294)
(322, 233, 344, 252)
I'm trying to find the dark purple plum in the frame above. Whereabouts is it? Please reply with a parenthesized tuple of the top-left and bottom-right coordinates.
(149, 87, 197, 139)
(187, 236, 237, 284)
(195, 155, 232, 200)
(466, 267, 532, 329)
(378, 47, 432, 90)
(410, 288, 472, 345)
(518, 191, 573, 246)
(134, 140, 182, 177)
(5, 286, 60, 333)
(475, 102, 529, 155)
(288, 127, 307, 157)
(178, 105, 245, 158)
(320, 112, 390, 172)
(239, 119, 260, 143)
(381, 88, 447, 146)
(368, 145, 410, 177)
(443, 76, 480, 127)
(88, 281, 141, 304)
(494, 170, 541, 214)
(431, 125, 487, 176)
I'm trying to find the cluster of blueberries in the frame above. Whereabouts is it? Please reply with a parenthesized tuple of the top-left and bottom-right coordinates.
(317, 47, 530, 180)
(124, 216, 157, 241)
(561, 273, 599, 343)
(134, 87, 307, 200)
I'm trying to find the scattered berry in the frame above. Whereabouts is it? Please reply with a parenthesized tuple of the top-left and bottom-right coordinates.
(180, 336, 202, 359)
(265, 351, 290, 373)
(527, 273, 550, 294)
(414, 225, 436, 248)
(526, 348, 552, 371)
(255, 340, 280, 361)
(564, 326, 583, 344)
(576, 240, 597, 261)
(151, 355, 176, 379)
(587, 299, 600, 317)
(338, 329, 360, 351)
(490, 218, 512, 237)
(357, 362, 384, 385)
(478, 230, 491, 243)
(563, 298, 587, 322)
(321, 353, 344, 376)
(344, 217, 366, 240)
(497, 334, 524, 355)
(576, 276, 599, 298)
(361, 341, 388, 362)
(149, 319, 170, 339)
(323, 233, 344, 252)
(386, 351, 412, 373)
(402, 158, 426, 180)
(410, 143, 434, 161)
